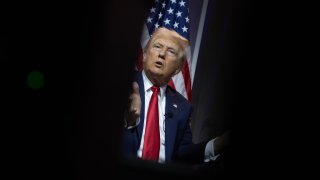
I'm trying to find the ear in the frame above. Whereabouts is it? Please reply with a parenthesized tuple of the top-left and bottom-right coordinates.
(173, 65, 182, 75)
(173, 69, 180, 75)
(173, 59, 184, 75)
(142, 51, 146, 63)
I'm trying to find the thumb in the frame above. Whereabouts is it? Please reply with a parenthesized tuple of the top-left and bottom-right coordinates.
(132, 82, 139, 94)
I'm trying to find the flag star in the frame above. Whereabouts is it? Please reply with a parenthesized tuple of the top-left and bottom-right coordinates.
(170, 0, 177, 3)
(182, 26, 188, 32)
(162, 2, 166, 8)
(167, 7, 174, 14)
(150, 7, 156, 13)
(155, 23, 160, 28)
(147, 17, 152, 23)
(173, 22, 179, 28)
(179, 0, 186, 7)
(185, 16, 189, 23)
(164, 18, 170, 25)
(176, 11, 182, 17)
(158, 12, 163, 19)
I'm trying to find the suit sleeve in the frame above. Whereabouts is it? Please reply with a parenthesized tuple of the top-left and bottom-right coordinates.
(120, 125, 139, 159)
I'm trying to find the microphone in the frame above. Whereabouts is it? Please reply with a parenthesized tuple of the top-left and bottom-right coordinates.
(164, 112, 173, 119)
(163, 112, 173, 132)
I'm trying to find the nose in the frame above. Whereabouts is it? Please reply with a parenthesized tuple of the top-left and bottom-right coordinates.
(158, 49, 165, 59)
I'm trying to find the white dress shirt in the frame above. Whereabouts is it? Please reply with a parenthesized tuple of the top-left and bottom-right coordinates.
(130, 70, 219, 163)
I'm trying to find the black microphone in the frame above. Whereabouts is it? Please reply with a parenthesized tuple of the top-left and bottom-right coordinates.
(163, 112, 173, 132)
(164, 112, 173, 119)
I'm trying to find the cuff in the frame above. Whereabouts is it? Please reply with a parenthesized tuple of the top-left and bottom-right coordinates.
(204, 138, 220, 162)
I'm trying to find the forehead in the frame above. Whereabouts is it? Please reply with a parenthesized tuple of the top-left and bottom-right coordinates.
(152, 35, 180, 49)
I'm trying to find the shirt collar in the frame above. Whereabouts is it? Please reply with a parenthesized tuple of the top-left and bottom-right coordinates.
(142, 70, 167, 97)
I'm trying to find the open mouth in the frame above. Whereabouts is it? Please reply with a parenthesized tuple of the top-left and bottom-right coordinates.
(155, 61, 163, 68)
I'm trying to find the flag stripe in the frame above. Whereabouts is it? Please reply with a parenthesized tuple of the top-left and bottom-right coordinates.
(171, 71, 187, 98)
(136, 49, 144, 71)
(182, 60, 192, 101)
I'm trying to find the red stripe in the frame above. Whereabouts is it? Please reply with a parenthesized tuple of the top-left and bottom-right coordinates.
(168, 79, 176, 90)
(182, 60, 192, 101)
(136, 49, 144, 71)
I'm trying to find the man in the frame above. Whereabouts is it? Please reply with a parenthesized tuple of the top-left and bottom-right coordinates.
(122, 27, 228, 164)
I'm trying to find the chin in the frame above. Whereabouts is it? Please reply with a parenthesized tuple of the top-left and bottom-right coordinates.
(149, 68, 164, 76)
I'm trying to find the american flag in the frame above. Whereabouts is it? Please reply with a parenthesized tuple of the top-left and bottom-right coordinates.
(136, 0, 192, 101)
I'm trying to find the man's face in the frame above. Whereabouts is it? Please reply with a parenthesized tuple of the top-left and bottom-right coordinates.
(143, 32, 183, 86)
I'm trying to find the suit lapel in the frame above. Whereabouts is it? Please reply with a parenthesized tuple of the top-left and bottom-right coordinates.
(165, 88, 179, 162)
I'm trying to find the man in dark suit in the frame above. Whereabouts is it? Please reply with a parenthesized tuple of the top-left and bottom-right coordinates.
(122, 27, 229, 164)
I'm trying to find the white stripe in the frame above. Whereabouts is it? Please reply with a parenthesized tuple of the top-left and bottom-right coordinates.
(141, 24, 150, 49)
(172, 72, 187, 99)
(186, 46, 192, 91)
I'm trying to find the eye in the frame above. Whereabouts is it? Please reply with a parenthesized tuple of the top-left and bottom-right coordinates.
(167, 49, 178, 56)
(153, 43, 162, 49)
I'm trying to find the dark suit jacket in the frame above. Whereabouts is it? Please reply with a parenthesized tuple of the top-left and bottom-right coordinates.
(122, 71, 207, 164)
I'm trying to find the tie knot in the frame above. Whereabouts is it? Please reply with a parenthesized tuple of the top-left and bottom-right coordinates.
(151, 86, 160, 93)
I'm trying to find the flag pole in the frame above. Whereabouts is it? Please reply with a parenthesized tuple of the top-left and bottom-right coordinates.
(191, 0, 208, 87)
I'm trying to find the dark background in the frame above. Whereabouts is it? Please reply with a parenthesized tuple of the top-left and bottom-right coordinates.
(1, 0, 312, 179)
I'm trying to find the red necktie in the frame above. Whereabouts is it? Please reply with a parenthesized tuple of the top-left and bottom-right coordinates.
(142, 86, 160, 161)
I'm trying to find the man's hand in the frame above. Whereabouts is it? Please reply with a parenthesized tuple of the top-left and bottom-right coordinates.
(125, 82, 141, 127)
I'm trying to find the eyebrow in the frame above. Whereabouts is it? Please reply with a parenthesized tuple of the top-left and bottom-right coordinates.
(153, 42, 163, 47)
(153, 42, 178, 51)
